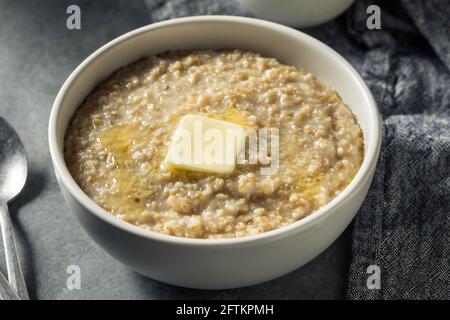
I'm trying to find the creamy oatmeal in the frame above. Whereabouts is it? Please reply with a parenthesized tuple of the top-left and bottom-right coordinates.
(65, 50, 364, 239)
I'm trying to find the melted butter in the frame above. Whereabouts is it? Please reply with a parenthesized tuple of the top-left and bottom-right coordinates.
(208, 108, 249, 128)
(295, 177, 323, 197)
(98, 124, 156, 216)
(98, 124, 148, 165)
(105, 168, 155, 216)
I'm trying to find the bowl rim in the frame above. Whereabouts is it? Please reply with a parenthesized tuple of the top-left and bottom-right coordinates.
(48, 15, 381, 247)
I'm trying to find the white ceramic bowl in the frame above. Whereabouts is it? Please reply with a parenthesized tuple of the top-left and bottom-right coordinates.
(236, 0, 356, 27)
(49, 16, 381, 289)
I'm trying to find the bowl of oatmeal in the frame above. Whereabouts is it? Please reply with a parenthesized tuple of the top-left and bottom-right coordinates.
(49, 16, 381, 289)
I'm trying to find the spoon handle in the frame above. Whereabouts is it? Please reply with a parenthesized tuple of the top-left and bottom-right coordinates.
(0, 202, 30, 300)
(0, 270, 20, 300)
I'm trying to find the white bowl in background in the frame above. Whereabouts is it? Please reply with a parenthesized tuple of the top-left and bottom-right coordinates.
(236, 0, 356, 27)
(49, 16, 381, 289)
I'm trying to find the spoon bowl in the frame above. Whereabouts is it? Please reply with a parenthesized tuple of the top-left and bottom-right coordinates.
(0, 117, 28, 203)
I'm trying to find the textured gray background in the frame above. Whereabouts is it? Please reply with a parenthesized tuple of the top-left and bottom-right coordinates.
(0, 0, 352, 299)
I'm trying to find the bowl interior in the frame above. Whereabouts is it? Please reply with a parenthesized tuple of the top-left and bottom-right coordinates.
(51, 16, 380, 242)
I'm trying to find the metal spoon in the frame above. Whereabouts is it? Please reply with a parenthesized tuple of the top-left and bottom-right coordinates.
(0, 270, 20, 300)
(0, 117, 29, 300)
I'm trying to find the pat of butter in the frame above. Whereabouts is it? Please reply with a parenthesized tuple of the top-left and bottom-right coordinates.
(165, 115, 246, 174)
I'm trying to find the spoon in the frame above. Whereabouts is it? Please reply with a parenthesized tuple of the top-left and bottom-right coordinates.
(0, 117, 29, 300)
(0, 270, 20, 300)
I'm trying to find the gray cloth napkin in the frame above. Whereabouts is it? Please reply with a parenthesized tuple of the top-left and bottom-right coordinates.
(145, 0, 450, 299)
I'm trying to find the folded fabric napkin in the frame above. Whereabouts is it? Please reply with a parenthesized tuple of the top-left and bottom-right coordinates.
(145, 0, 450, 299)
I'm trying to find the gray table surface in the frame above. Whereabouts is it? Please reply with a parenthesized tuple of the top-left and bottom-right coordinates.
(0, 0, 352, 299)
